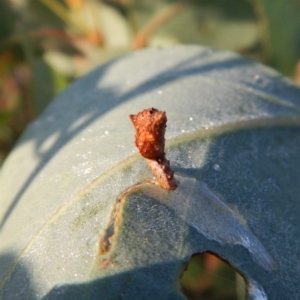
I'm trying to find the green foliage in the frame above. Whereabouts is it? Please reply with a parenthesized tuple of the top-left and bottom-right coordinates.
(250, 0, 300, 75)
(0, 1, 15, 41)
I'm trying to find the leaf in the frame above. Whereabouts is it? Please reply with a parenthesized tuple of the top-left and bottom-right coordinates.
(251, 0, 300, 75)
(0, 46, 300, 299)
(131, 0, 259, 50)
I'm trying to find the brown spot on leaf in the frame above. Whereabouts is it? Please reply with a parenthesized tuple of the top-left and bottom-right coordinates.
(129, 108, 166, 159)
(130, 108, 177, 190)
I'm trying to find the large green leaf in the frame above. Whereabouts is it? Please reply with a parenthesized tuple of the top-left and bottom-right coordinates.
(0, 46, 300, 299)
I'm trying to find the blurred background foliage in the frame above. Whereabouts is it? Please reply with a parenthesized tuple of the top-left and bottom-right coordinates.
(0, 1, 299, 298)
(0, 0, 300, 165)
(180, 252, 246, 300)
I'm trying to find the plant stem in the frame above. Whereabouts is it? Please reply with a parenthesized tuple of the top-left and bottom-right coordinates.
(132, 1, 187, 49)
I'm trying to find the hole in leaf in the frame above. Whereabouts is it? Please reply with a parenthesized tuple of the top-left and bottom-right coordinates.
(180, 252, 246, 300)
